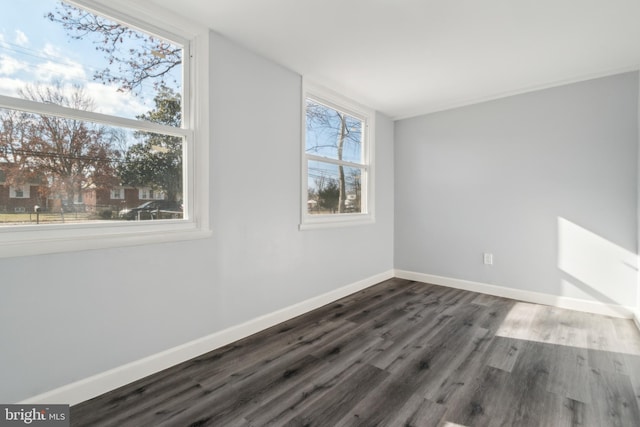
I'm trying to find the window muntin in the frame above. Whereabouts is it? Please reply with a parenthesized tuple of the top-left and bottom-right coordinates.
(0, 0, 187, 227)
(301, 84, 374, 228)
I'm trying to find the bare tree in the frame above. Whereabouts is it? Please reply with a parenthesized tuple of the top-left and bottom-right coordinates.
(47, 2, 181, 94)
(0, 83, 120, 207)
(306, 100, 362, 213)
(0, 109, 39, 187)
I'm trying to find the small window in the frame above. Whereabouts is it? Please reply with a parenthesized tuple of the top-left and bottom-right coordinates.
(138, 187, 165, 200)
(301, 82, 374, 229)
(110, 188, 124, 200)
(10, 185, 30, 199)
(139, 188, 151, 200)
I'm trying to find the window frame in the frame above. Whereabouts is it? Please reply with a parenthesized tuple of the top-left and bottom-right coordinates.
(110, 188, 124, 200)
(10, 185, 29, 199)
(300, 80, 375, 230)
(0, 0, 211, 258)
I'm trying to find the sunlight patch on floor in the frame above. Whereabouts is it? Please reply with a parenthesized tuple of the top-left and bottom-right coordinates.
(495, 301, 640, 356)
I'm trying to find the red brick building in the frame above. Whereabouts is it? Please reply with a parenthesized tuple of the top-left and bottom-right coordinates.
(82, 186, 165, 214)
(0, 170, 44, 213)
(1, 170, 166, 215)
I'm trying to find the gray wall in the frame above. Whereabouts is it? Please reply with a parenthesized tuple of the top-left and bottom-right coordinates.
(637, 75, 640, 319)
(0, 32, 395, 403)
(395, 72, 638, 305)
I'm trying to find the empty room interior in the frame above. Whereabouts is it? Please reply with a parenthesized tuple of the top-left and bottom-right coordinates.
(1, 0, 640, 426)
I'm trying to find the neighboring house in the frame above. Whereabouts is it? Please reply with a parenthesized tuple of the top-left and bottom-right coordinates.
(1, 166, 168, 214)
(0, 170, 44, 213)
(82, 186, 167, 213)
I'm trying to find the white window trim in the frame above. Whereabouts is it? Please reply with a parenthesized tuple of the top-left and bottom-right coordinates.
(0, 0, 211, 259)
(9, 185, 30, 199)
(110, 188, 124, 200)
(300, 80, 375, 230)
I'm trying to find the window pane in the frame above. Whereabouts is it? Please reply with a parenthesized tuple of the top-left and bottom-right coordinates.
(307, 160, 363, 214)
(305, 98, 363, 163)
(0, 0, 182, 125)
(0, 108, 183, 225)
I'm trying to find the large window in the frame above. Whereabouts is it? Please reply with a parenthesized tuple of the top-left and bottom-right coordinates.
(0, 0, 210, 257)
(301, 82, 374, 229)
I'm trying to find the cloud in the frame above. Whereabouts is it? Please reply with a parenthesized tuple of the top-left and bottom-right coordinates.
(28, 43, 86, 82)
(41, 42, 62, 59)
(34, 60, 86, 81)
(0, 76, 27, 97)
(0, 77, 150, 121)
(0, 40, 164, 122)
(86, 81, 150, 119)
(0, 55, 28, 76)
(14, 30, 28, 47)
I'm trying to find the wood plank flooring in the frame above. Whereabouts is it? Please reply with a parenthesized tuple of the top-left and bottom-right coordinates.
(71, 279, 640, 426)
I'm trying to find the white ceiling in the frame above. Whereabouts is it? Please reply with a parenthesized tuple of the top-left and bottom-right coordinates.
(148, 0, 640, 120)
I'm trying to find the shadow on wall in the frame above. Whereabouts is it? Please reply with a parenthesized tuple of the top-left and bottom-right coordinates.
(557, 217, 637, 316)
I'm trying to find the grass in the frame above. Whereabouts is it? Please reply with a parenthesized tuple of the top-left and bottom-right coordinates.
(0, 211, 94, 224)
(0, 210, 181, 224)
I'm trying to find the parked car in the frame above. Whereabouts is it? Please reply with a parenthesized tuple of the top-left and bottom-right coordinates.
(119, 200, 182, 220)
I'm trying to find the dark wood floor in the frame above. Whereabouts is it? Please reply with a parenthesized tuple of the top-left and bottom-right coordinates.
(71, 278, 640, 426)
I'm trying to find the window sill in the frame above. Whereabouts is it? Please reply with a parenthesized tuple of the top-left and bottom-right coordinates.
(0, 222, 212, 258)
(299, 214, 374, 231)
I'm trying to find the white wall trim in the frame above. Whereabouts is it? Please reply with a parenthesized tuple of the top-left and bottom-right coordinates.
(634, 311, 640, 331)
(395, 270, 636, 319)
(20, 270, 394, 405)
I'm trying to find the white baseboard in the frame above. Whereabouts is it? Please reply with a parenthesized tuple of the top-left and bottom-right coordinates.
(394, 270, 636, 319)
(20, 270, 395, 406)
(634, 311, 640, 331)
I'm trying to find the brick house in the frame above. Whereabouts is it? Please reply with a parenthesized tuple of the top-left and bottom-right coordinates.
(0, 170, 45, 213)
(1, 164, 170, 215)
(82, 186, 167, 214)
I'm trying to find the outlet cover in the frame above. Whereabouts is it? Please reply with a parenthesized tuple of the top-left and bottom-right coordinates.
(483, 253, 493, 265)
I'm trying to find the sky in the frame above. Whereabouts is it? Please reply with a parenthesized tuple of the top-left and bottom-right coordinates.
(0, 0, 182, 121)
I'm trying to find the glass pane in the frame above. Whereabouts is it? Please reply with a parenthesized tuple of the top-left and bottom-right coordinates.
(305, 98, 363, 163)
(0, 108, 183, 226)
(307, 160, 363, 214)
(0, 0, 182, 125)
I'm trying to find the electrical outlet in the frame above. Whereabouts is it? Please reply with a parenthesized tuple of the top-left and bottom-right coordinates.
(483, 253, 493, 265)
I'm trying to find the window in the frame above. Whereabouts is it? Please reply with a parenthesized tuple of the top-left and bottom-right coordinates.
(10, 185, 29, 199)
(301, 82, 375, 229)
(139, 188, 151, 200)
(110, 188, 124, 200)
(139, 187, 165, 200)
(0, 0, 210, 257)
